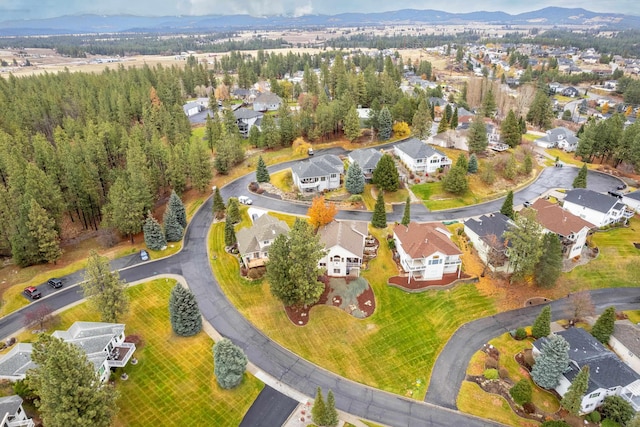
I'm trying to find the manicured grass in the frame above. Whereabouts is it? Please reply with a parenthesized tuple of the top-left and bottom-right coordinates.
(457, 382, 539, 427)
(626, 310, 640, 324)
(361, 184, 408, 211)
(411, 182, 482, 210)
(522, 133, 540, 143)
(210, 220, 496, 399)
(270, 169, 295, 193)
(26, 279, 263, 426)
(545, 149, 594, 169)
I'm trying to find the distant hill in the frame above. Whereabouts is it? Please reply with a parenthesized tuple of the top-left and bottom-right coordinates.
(0, 7, 638, 36)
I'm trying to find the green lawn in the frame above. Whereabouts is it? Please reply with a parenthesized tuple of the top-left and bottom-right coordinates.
(411, 182, 482, 210)
(270, 169, 295, 193)
(361, 184, 408, 211)
(210, 219, 496, 399)
(34, 279, 263, 427)
(544, 148, 593, 169)
(457, 382, 540, 427)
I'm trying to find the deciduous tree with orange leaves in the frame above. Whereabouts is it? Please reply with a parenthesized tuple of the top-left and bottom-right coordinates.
(307, 196, 337, 231)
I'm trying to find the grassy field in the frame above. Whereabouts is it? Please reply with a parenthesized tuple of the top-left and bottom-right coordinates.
(25, 278, 263, 426)
(270, 169, 295, 193)
(211, 219, 496, 399)
(545, 148, 593, 169)
(457, 382, 540, 427)
(411, 181, 483, 210)
(361, 185, 409, 211)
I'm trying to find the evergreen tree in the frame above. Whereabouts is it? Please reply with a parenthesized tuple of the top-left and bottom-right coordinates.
(442, 166, 468, 195)
(103, 175, 146, 244)
(188, 138, 213, 192)
(212, 187, 225, 219)
(261, 114, 280, 148)
(600, 395, 636, 426)
(168, 190, 187, 228)
(343, 105, 361, 142)
(522, 152, 533, 175)
(256, 156, 270, 183)
(325, 390, 339, 427)
(412, 101, 432, 140)
(531, 334, 570, 389)
(401, 197, 411, 226)
(503, 209, 544, 283)
(345, 161, 365, 195)
(28, 334, 118, 427)
(82, 250, 129, 323)
(224, 214, 237, 248)
(450, 107, 458, 129)
(227, 198, 240, 224)
(213, 338, 247, 389)
(504, 154, 517, 180)
(443, 104, 452, 123)
(467, 153, 478, 173)
(573, 164, 588, 188)
(532, 306, 552, 339)
(534, 233, 563, 288)
(371, 192, 387, 229)
(509, 379, 532, 406)
(561, 366, 589, 415)
(168, 283, 202, 336)
(500, 191, 515, 220)
(143, 211, 167, 250)
(437, 117, 448, 134)
(248, 125, 261, 148)
(278, 103, 295, 146)
(163, 205, 184, 242)
(378, 107, 393, 140)
(501, 110, 521, 148)
(467, 115, 488, 154)
(527, 90, 555, 130)
(372, 154, 399, 192)
(312, 387, 327, 426)
(455, 154, 468, 171)
(26, 198, 62, 265)
(482, 88, 497, 117)
(519, 116, 527, 134)
(591, 306, 616, 344)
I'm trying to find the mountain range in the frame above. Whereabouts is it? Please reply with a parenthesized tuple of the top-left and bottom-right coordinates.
(0, 7, 638, 36)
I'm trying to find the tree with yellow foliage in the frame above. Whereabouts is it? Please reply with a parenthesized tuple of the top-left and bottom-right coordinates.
(601, 102, 609, 115)
(392, 121, 411, 139)
(307, 196, 337, 231)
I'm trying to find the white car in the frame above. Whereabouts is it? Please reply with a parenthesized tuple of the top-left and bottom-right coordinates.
(238, 196, 253, 205)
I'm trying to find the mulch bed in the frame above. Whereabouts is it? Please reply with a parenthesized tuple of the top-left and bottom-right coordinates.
(388, 272, 474, 291)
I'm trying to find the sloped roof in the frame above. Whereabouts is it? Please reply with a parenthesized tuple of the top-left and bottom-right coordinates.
(348, 148, 382, 171)
(0, 395, 23, 418)
(613, 320, 640, 358)
(52, 322, 125, 355)
(535, 127, 577, 143)
(623, 190, 640, 202)
(291, 154, 343, 179)
(318, 221, 368, 258)
(531, 199, 595, 236)
(395, 138, 445, 160)
(236, 214, 290, 255)
(234, 108, 263, 120)
(564, 189, 620, 213)
(254, 91, 282, 105)
(463, 213, 512, 248)
(393, 222, 461, 259)
(0, 343, 35, 378)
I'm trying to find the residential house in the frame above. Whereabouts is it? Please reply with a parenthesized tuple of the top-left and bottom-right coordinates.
(0, 322, 135, 384)
(534, 127, 579, 150)
(622, 190, 640, 213)
(533, 328, 640, 414)
(610, 320, 640, 376)
(561, 86, 580, 97)
(233, 108, 263, 138)
(393, 222, 462, 282)
(348, 148, 382, 180)
(0, 395, 34, 427)
(463, 213, 512, 272)
(291, 154, 344, 193)
(563, 189, 633, 227)
(394, 138, 452, 174)
(182, 97, 209, 117)
(318, 221, 368, 277)
(531, 199, 595, 259)
(236, 214, 290, 268)
(253, 92, 282, 112)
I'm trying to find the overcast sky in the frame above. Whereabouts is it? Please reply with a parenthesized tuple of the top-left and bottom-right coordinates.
(1, 0, 639, 21)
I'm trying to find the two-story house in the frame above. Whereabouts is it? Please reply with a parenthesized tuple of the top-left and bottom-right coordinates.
(393, 222, 462, 282)
(233, 108, 263, 138)
(394, 138, 452, 174)
(463, 213, 512, 273)
(318, 221, 368, 277)
(531, 199, 595, 259)
(236, 213, 290, 268)
(563, 189, 633, 227)
(622, 190, 640, 213)
(253, 92, 282, 112)
(291, 154, 344, 193)
(0, 395, 34, 427)
(348, 148, 382, 181)
(534, 127, 579, 151)
(610, 320, 640, 376)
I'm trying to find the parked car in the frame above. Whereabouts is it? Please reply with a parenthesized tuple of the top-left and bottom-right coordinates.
(238, 196, 253, 205)
(47, 278, 63, 289)
(140, 250, 149, 261)
(24, 286, 42, 300)
(617, 183, 627, 190)
(523, 201, 532, 208)
(608, 190, 623, 198)
(307, 147, 314, 156)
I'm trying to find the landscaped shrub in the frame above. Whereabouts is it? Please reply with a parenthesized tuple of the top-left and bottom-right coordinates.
(600, 395, 635, 426)
(586, 411, 601, 423)
(485, 356, 499, 370)
(499, 367, 509, 379)
(484, 369, 499, 380)
(213, 338, 248, 389)
(522, 402, 536, 414)
(515, 327, 527, 340)
(523, 349, 535, 368)
(168, 284, 202, 337)
(509, 379, 533, 405)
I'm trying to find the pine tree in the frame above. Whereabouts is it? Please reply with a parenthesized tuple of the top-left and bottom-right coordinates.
(527, 90, 555, 130)
(371, 192, 387, 229)
(163, 206, 184, 242)
(561, 366, 589, 415)
(534, 233, 563, 288)
(532, 306, 551, 339)
(188, 138, 214, 192)
(467, 153, 478, 173)
(248, 125, 262, 148)
(482, 88, 497, 117)
(143, 211, 167, 250)
(256, 156, 270, 183)
(378, 106, 393, 140)
(82, 250, 129, 323)
(212, 187, 225, 219)
(455, 154, 468, 171)
(504, 154, 517, 180)
(213, 338, 247, 389)
(343, 105, 361, 142)
(467, 115, 488, 154)
(503, 209, 544, 283)
(500, 191, 515, 220)
(509, 379, 532, 406)
(312, 387, 327, 426)
(401, 197, 411, 226)
(345, 161, 365, 195)
(26, 198, 62, 264)
(591, 306, 616, 344)
(450, 107, 459, 129)
(531, 334, 570, 389)
(372, 154, 399, 192)
(168, 190, 187, 228)
(168, 283, 202, 336)
(442, 166, 468, 195)
(227, 198, 240, 224)
(224, 215, 237, 248)
(522, 152, 533, 175)
(501, 110, 521, 148)
(412, 101, 432, 140)
(437, 117, 448, 134)
(325, 390, 339, 427)
(573, 164, 588, 188)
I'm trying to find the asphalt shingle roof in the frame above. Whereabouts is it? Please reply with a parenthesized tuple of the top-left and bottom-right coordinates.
(0, 395, 23, 418)
(564, 189, 621, 214)
(463, 213, 512, 248)
(394, 222, 461, 259)
(395, 138, 445, 160)
(318, 221, 368, 259)
(236, 214, 290, 255)
(348, 148, 382, 171)
(531, 199, 595, 236)
(291, 154, 343, 179)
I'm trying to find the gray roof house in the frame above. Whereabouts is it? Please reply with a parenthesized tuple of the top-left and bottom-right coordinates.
(253, 91, 282, 112)
(463, 213, 512, 272)
(533, 327, 640, 414)
(563, 189, 633, 227)
(291, 154, 344, 193)
(236, 213, 290, 268)
(318, 221, 368, 277)
(0, 395, 34, 427)
(534, 127, 579, 151)
(233, 108, 264, 138)
(610, 320, 640, 376)
(348, 148, 382, 180)
(622, 190, 640, 213)
(394, 138, 452, 174)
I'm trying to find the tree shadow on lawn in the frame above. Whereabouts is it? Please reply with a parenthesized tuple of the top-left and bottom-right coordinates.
(284, 276, 376, 326)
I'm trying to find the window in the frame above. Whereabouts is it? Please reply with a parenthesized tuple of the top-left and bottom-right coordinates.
(319, 262, 326, 267)
(333, 268, 340, 274)
(589, 392, 601, 399)
(430, 158, 439, 163)
(321, 176, 326, 181)
(428, 259, 442, 265)
(330, 173, 337, 179)
(417, 159, 423, 163)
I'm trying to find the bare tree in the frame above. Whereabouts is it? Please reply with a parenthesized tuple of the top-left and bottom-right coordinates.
(568, 291, 595, 323)
(23, 304, 54, 330)
(482, 234, 508, 277)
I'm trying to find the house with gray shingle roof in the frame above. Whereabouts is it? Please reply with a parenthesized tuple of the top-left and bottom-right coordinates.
(0, 395, 33, 427)
(236, 213, 290, 268)
(622, 190, 640, 213)
(610, 320, 640, 376)
(291, 154, 344, 193)
(318, 221, 368, 277)
(253, 91, 282, 112)
(534, 127, 578, 151)
(463, 213, 512, 273)
(348, 148, 382, 180)
(394, 138, 452, 174)
(563, 189, 633, 227)
(233, 108, 263, 138)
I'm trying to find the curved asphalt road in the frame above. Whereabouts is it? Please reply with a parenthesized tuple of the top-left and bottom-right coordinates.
(0, 148, 636, 427)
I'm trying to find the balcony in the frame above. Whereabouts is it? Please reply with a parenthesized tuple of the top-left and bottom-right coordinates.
(107, 342, 136, 368)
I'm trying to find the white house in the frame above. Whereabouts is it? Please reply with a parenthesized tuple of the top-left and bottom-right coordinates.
(393, 222, 462, 282)
(563, 189, 633, 228)
(182, 97, 209, 117)
(253, 92, 282, 112)
(534, 127, 579, 150)
(394, 138, 452, 174)
(0, 395, 34, 427)
(291, 154, 344, 193)
(622, 190, 640, 213)
(463, 213, 512, 272)
(348, 148, 382, 181)
(233, 108, 263, 138)
(236, 214, 290, 268)
(318, 221, 368, 277)
(531, 199, 595, 259)
(0, 322, 135, 384)
(533, 328, 640, 414)
(610, 320, 640, 376)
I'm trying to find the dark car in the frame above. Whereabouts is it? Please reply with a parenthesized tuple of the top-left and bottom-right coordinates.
(47, 278, 63, 289)
(24, 286, 42, 300)
(140, 250, 149, 261)
(608, 190, 624, 198)
(617, 183, 627, 190)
